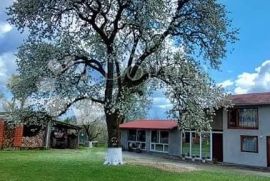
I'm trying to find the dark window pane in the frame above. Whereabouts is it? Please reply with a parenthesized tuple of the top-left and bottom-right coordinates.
(151, 131, 158, 143)
(137, 130, 146, 142)
(182, 132, 190, 155)
(128, 130, 136, 141)
(155, 144, 163, 151)
(164, 145, 168, 152)
(141, 143, 146, 150)
(228, 109, 237, 127)
(160, 131, 169, 143)
(185, 132, 190, 143)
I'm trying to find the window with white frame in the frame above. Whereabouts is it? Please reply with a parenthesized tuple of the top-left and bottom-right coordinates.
(181, 132, 191, 156)
(191, 132, 200, 158)
(128, 130, 146, 150)
(181, 130, 214, 160)
(150, 130, 169, 153)
(201, 133, 211, 159)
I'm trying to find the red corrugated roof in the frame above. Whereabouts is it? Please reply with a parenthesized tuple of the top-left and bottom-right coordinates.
(120, 120, 178, 130)
(230, 92, 270, 106)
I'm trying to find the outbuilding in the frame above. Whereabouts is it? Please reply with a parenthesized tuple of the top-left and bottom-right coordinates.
(0, 114, 81, 150)
(120, 120, 181, 156)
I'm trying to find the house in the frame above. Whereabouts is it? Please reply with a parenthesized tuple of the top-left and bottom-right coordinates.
(120, 92, 270, 168)
(120, 119, 220, 160)
(0, 114, 81, 149)
(222, 92, 270, 167)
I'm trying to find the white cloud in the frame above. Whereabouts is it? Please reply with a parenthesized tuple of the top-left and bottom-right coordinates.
(152, 97, 172, 109)
(217, 79, 234, 88)
(217, 60, 270, 94)
(158, 104, 173, 109)
(0, 23, 12, 37)
(0, 52, 17, 85)
(234, 60, 270, 94)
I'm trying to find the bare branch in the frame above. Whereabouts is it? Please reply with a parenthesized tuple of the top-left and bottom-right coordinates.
(58, 96, 105, 117)
(127, 32, 140, 67)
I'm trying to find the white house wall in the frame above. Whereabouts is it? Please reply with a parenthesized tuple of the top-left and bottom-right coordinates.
(223, 106, 270, 167)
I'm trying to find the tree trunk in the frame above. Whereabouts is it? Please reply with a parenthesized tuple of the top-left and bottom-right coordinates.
(104, 111, 124, 165)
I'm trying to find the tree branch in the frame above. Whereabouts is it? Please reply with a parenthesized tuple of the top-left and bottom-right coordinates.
(124, 0, 191, 82)
(115, 59, 122, 96)
(89, 132, 101, 141)
(127, 32, 140, 67)
(73, 3, 110, 45)
(75, 56, 107, 77)
(109, 1, 130, 43)
(58, 96, 105, 117)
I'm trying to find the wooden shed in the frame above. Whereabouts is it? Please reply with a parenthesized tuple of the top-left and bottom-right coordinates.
(0, 114, 81, 150)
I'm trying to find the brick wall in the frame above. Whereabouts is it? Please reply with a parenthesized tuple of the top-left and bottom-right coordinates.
(0, 119, 5, 149)
(14, 125, 24, 148)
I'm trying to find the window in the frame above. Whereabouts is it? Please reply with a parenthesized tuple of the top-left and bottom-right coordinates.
(239, 109, 257, 128)
(191, 133, 200, 158)
(181, 132, 190, 156)
(181, 131, 212, 160)
(150, 130, 169, 153)
(128, 130, 136, 141)
(228, 108, 258, 129)
(137, 130, 146, 142)
(228, 109, 238, 127)
(151, 131, 158, 142)
(160, 131, 169, 144)
(241, 136, 258, 153)
(201, 133, 211, 159)
(128, 130, 146, 150)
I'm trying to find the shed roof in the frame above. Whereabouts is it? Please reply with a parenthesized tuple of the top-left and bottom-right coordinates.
(120, 120, 178, 130)
(230, 92, 270, 106)
(54, 120, 81, 130)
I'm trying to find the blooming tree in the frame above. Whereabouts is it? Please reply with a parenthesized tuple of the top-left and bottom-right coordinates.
(8, 0, 236, 164)
(73, 100, 106, 142)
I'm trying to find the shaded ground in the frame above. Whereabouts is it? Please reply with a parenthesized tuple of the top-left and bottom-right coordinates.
(124, 152, 199, 173)
(123, 151, 270, 177)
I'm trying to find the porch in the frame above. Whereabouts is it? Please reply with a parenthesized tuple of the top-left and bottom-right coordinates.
(180, 130, 223, 162)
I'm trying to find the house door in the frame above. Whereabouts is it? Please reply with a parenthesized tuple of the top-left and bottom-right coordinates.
(212, 133, 223, 162)
(267, 137, 270, 167)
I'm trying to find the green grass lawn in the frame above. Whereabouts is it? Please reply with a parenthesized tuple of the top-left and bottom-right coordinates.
(0, 148, 268, 181)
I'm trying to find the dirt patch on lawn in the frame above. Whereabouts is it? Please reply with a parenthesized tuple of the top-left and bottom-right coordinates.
(127, 160, 199, 173)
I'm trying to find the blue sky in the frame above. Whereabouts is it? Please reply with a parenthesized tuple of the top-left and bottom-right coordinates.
(1, 0, 270, 118)
(211, 0, 270, 93)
